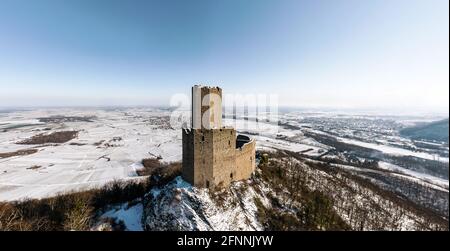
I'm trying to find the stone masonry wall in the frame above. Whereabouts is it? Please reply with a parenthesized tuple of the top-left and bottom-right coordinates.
(182, 128, 255, 188)
(211, 128, 236, 187)
(235, 139, 256, 181)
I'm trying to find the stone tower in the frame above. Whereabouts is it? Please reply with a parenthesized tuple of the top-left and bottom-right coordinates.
(192, 85, 223, 129)
(182, 85, 256, 188)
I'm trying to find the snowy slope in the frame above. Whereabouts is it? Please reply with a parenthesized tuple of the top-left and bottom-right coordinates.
(143, 177, 266, 231)
(0, 108, 181, 201)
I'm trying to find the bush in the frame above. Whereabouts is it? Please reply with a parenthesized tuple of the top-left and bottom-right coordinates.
(0, 148, 38, 159)
(138, 158, 182, 186)
(298, 190, 350, 230)
(255, 196, 303, 230)
(0, 179, 151, 231)
(63, 197, 93, 231)
(17, 131, 78, 144)
(255, 151, 350, 231)
(139, 158, 163, 176)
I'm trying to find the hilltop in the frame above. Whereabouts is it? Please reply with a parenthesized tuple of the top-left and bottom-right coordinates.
(401, 118, 449, 143)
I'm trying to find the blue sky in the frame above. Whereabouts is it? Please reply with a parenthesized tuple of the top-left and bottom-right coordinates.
(0, 0, 448, 111)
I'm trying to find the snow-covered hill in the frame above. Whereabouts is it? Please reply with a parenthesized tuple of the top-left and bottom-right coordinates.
(143, 176, 267, 231)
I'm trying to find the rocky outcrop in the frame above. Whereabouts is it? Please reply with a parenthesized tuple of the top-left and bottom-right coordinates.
(143, 176, 265, 231)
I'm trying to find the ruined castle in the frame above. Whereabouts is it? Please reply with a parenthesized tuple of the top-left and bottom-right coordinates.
(182, 85, 256, 188)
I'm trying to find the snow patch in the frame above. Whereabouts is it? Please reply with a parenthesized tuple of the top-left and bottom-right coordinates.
(100, 202, 144, 231)
(144, 176, 264, 231)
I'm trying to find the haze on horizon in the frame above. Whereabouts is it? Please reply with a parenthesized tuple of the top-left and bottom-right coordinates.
(0, 0, 448, 114)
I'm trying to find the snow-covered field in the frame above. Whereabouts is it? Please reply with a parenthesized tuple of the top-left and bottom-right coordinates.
(223, 118, 328, 156)
(339, 137, 449, 162)
(377, 161, 449, 190)
(0, 108, 181, 201)
(0, 107, 448, 203)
